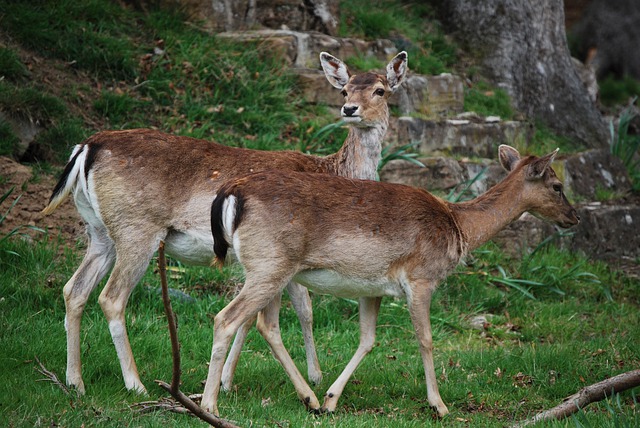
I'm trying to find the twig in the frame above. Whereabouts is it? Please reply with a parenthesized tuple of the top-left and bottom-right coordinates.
(512, 369, 640, 427)
(155, 241, 240, 428)
(33, 356, 74, 397)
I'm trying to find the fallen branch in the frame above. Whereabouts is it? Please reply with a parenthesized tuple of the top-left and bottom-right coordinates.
(154, 241, 240, 428)
(513, 369, 640, 427)
(34, 356, 74, 397)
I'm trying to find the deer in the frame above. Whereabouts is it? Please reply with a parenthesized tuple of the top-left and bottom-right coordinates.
(202, 144, 580, 417)
(41, 51, 408, 396)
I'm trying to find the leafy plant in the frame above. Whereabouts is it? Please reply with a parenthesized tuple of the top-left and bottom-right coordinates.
(445, 167, 487, 202)
(599, 75, 640, 107)
(610, 98, 640, 190)
(377, 141, 424, 179)
(464, 81, 514, 119)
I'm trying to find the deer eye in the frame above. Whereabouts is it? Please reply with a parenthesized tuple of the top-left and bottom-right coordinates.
(341, 90, 348, 97)
(374, 88, 385, 96)
(552, 184, 562, 193)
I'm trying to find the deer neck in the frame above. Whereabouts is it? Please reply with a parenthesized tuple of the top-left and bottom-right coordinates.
(328, 123, 387, 180)
(451, 174, 529, 252)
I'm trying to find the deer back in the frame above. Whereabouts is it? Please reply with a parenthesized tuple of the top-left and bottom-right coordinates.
(212, 170, 465, 282)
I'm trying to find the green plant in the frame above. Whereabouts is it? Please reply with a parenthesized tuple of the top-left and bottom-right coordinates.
(528, 121, 585, 155)
(0, 0, 139, 80)
(28, 118, 88, 163)
(599, 75, 640, 107)
(464, 81, 514, 119)
(0, 47, 29, 81)
(338, 0, 456, 75)
(445, 167, 487, 202)
(610, 98, 640, 190)
(93, 91, 148, 125)
(377, 141, 424, 179)
(0, 81, 67, 125)
(0, 120, 20, 157)
(572, 393, 639, 428)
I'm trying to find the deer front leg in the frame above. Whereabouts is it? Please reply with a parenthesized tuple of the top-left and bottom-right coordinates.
(407, 281, 449, 417)
(256, 293, 321, 411)
(286, 281, 322, 385)
(322, 296, 382, 413)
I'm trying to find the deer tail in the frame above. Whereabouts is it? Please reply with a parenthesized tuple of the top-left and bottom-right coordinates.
(41, 144, 87, 215)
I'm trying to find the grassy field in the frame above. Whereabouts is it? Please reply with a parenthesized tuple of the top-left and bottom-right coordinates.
(1, 233, 638, 427)
(1, 0, 639, 427)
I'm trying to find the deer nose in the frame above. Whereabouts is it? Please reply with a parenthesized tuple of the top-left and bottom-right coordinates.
(342, 105, 358, 117)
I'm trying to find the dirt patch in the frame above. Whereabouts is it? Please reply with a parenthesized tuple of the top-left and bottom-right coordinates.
(0, 156, 85, 245)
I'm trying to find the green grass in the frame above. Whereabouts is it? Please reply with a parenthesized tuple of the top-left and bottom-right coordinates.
(1, 233, 637, 427)
(338, 0, 457, 75)
(599, 75, 640, 108)
(463, 81, 514, 120)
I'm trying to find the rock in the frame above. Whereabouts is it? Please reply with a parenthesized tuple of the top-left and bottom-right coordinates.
(569, 202, 640, 260)
(559, 150, 632, 199)
(219, 30, 396, 69)
(151, 0, 339, 35)
(0, 112, 41, 159)
(392, 117, 530, 158)
(380, 157, 464, 191)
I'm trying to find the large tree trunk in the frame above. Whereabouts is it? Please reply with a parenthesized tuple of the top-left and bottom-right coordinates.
(439, 0, 609, 149)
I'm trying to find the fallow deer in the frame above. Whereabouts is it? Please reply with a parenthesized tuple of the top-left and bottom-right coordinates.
(41, 51, 408, 395)
(203, 145, 580, 416)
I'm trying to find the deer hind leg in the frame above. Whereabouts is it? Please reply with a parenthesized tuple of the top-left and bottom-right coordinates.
(322, 296, 382, 413)
(97, 233, 162, 394)
(64, 225, 115, 394)
(221, 281, 320, 391)
(256, 293, 321, 412)
(286, 281, 322, 385)
(407, 281, 449, 417)
(201, 272, 293, 415)
(220, 312, 257, 391)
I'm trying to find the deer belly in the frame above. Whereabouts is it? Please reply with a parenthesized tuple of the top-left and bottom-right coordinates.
(293, 269, 405, 299)
(165, 229, 214, 266)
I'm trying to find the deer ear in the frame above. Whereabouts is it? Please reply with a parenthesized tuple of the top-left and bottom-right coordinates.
(320, 52, 351, 89)
(526, 148, 559, 179)
(498, 144, 521, 172)
(386, 51, 408, 92)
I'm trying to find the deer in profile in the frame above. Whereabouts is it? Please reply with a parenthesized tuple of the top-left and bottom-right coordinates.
(41, 51, 408, 395)
(203, 145, 580, 416)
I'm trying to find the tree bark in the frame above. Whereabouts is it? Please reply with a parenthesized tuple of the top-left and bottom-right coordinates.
(439, 0, 609, 149)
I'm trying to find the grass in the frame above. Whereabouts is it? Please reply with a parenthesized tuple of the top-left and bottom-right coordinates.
(463, 81, 514, 120)
(0, 1, 344, 164)
(0, 232, 638, 427)
(599, 75, 640, 108)
(338, 0, 457, 75)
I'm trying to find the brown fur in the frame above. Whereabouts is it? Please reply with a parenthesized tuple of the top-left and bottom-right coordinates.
(202, 145, 580, 417)
(41, 51, 409, 397)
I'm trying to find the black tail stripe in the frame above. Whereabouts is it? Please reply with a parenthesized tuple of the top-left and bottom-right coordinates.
(48, 146, 84, 204)
(211, 190, 230, 263)
(84, 142, 103, 181)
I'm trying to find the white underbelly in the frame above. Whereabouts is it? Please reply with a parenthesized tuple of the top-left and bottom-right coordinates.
(293, 269, 405, 299)
(165, 229, 214, 266)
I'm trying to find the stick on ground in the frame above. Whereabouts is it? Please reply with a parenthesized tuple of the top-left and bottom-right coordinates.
(155, 241, 240, 428)
(513, 369, 640, 427)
